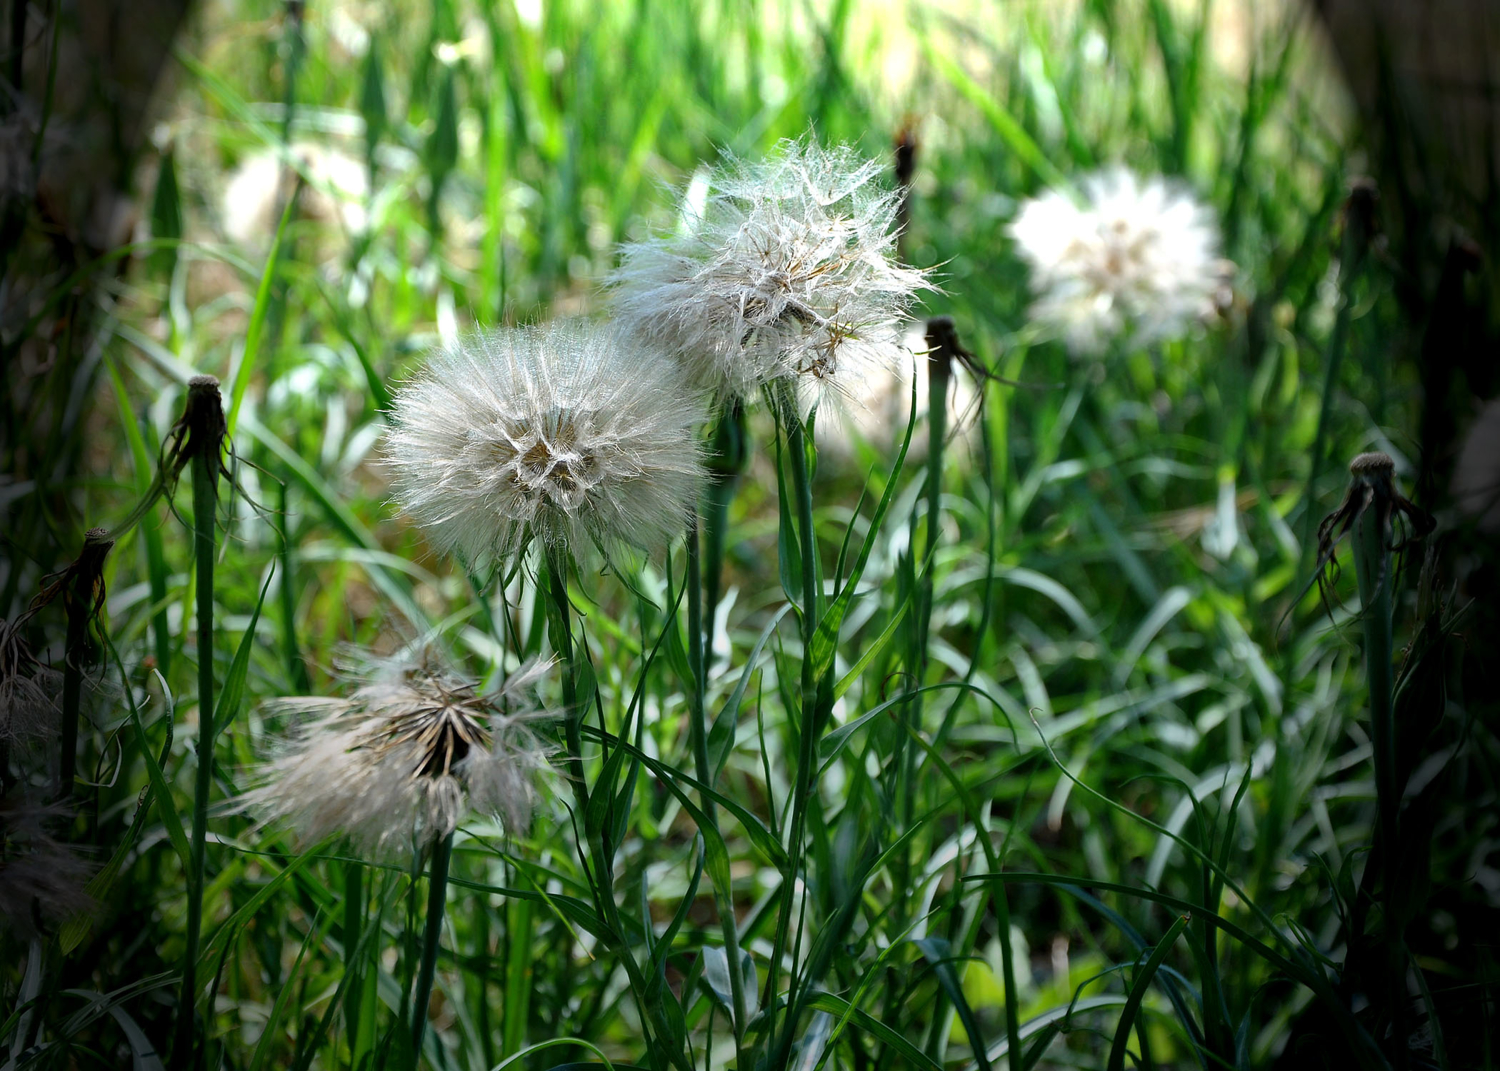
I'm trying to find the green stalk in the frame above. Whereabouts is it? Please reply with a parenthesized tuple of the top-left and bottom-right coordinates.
(902, 327, 952, 831)
(901, 324, 955, 1051)
(56, 529, 113, 802)
(686, 518, 749, 1056)
(175, 376, 225, 1071)
(1352, 499, 1396, 866)
(544, 549, 667, 1069)
(57, 569, 88, 802)
(767, 384, 821, 1065)
(277, 477, 309, 691)
(343, 862, 365, 1064)
(500, 880, 532, 1060)
(703, 399, 748, 676)
(546, 551, 589, 834)
(1348, 454, 1408, 1064)
(410, 832, 454, 1066)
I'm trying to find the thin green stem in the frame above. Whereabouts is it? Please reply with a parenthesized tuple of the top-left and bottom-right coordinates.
(410, 832, 453, 1066)
(767, 387, 821, 1068)
(343, 862, 365, 1063)
(702, 476, 734, 675)
(687, 517, 749, 1056)
(1352, 489, 1405, 1063)
(175, 432, 219, 1070)
(1353, 505, 1396, 867)
(57, 577, 86, 801)
(546, 552, 588, 833)
(277, 478, 309, 691)
(544, 550, 669, 1070)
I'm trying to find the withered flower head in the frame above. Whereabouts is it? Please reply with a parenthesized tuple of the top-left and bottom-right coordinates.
(243, 649, 555, 857)
(1313, 451, 1434, 612)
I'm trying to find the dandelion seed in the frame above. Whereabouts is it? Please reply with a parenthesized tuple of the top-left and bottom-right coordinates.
(385, 320, 705, 570)
(609, 137, 930, 414)
(1010, 167, 1230, 355)
(0, 795, 93, 936)
(244, 650, 555, 857)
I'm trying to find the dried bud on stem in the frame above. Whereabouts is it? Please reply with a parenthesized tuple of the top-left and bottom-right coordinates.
(1313, 451, 1434, 615)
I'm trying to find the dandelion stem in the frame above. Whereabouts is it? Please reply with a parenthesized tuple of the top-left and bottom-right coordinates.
(903, 322, 952, 831)
(702, 399, 747, 676)
(55, 528, 112, 802)
(175, 377, 224, 1071)
(343, 862, 365, 1062)
(277, 477, 309, 691)
(686, 517, 749, 1052)
(767, 384, 822, 1064)
(1353, 503, 1396, 855)
(545, 551, 588, 831)
(409, 831, 452, 1066)
(544, 549, 668, 1068)
(57, 582, 87, 802)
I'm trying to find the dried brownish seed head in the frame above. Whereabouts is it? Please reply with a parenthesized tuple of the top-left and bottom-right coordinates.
(1309, 451, 1434, 619)
(1350, 451, 1395, 479)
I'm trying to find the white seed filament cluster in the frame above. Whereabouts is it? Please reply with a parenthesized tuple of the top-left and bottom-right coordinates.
(245, 652, 553, 856)
(610, 137, 929, 413)
(385, 320, 705, 569)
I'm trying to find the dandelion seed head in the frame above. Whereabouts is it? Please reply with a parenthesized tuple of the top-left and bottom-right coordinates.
(243, 650, 555, 857)
(1010, 167, 1229, 355)
(610, 137, 929, 414)
(385, 320, 705, 569)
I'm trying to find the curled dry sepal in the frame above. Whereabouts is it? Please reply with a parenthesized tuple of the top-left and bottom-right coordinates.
(241, 650, 556, 857)
(609, 136, 931, 414)
(0, 793, 94, 937)
(1009, 167, 1232, 356)
(1314, 452, 1435, 612)
(106, 375, 234, 542)
(385, 319, 706, 572)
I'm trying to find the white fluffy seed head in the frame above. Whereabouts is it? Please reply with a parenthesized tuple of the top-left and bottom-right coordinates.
(609, 137, 930, 415)
(385, 320, 707, 571)
(242, 651, 555, 858)
(1010, 167, 1230, 355)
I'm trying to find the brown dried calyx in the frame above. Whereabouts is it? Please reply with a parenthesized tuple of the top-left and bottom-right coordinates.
(1313, 451, 1434, 612)
(108, 374, 230, 540)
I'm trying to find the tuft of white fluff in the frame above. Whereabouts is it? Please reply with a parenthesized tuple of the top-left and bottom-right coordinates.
(1009, 167, 1230, 355)
(242, 651, 555, 857)
(385, 320, 706, 569)
(609, 137, 929, 414)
